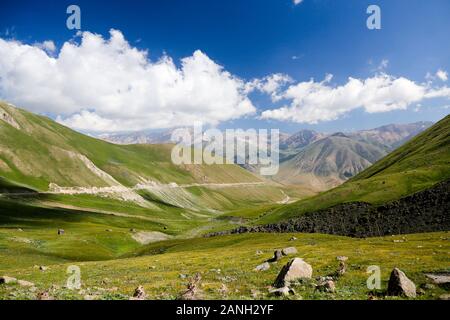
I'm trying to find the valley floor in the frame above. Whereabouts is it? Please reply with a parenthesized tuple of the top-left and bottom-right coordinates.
(0, 231, 449, 300)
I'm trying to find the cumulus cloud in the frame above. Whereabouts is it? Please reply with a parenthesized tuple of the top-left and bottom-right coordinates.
(245, 73, 292, 102)
(0, 29, 256, 132)
(261, 73, 450, 124)
(36, 40, 56, 53)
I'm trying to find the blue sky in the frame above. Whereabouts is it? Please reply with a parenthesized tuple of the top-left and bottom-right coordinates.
(0, 0, 449, 133)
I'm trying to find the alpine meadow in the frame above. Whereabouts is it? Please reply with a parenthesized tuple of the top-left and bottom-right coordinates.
(0, 0, 449, 307)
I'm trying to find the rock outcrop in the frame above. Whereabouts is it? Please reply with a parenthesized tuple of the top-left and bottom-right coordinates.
(387, 268, 416, 298)
(205, 180, 450, 238)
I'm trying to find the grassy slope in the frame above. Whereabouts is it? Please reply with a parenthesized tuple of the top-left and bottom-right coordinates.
(0, 101, 261, 191)
(257, 115, 450, 224)
(0, 231, 448, 300)
(0, 101, 296, 219)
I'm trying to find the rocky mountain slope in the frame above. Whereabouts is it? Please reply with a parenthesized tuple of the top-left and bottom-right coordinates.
(259, 114, 450, 224)
(275, 133, 387, 190)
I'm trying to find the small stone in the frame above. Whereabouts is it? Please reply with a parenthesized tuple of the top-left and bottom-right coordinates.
(57, 229, 64, 235)
(289, 237, 297, 241)
(106, 229, 113, 232)
(254, 262, 270, 272)
(281, 247, 298, 256)
(387, 268, 416, 298)
(39, 266, 48, 271)
(416, 288, 426, 295)
(149, 266, 156, 270)
(179, 274, 188, 279)
(37, 291, 53, 300)
(0, 276, 17, 284)
(439, 294, 450, 300)
(17, 280, 35, 287)
(17, 228, 23, 232)
(255, 250, 263, 255)
(178, 273, 202, 300)
(336, 256, 348, 262)
(316, 278, 336, 293)
(132, 286, 146, 300)
(273, 258, 313, 288)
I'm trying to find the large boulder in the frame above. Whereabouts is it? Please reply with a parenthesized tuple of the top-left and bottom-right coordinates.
(387, 268, 416, 298)
(274, 258, 313, 288)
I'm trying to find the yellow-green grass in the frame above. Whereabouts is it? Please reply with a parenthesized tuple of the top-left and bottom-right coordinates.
(0, 231, 448, 300)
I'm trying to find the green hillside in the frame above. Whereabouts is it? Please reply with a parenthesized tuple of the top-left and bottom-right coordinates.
(0, 101, 260, 190)
(258, 115, 450, 223)
(0, 101, 308, 242)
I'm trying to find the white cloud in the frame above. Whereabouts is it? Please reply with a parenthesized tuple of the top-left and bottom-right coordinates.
(0, 29, 256, 132)
(261, 73, 450, 124)
(36, 40, 56, 53)
(245, 73, 292, 102)
(293, 0, 304, 5)
(436, 69, 448, 82)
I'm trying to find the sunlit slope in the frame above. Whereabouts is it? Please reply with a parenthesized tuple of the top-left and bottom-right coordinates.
(0, 101, 261, 191)
(259, 115, 450, 223)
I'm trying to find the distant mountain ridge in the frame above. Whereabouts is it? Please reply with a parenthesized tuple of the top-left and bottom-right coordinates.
(275, 133, 387, 190)
(96, 121, 434, 191)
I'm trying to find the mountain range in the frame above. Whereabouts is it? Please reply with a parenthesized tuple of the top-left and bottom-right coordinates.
(98, 121, 433, 191)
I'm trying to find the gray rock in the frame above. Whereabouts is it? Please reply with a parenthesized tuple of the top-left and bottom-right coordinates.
(387, 268, 416, 298)
(439, 294, 450, 300)
(39, 266, 48, 271)
(57, 229, 64, 235)
(273, 258, 313, 288)
(132, 285, 146, 300)
(37, 291, 54, 300)
(336, 256, 348, 262)
(424, 273, 450, 285)
(316, 278, 336, 293)
(289, 237, 297, 241)
(281, 247, 298, 256)
(0, 276, 17, 284)
(254, 262, 270, 272)
(267, 249, 283, 263)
